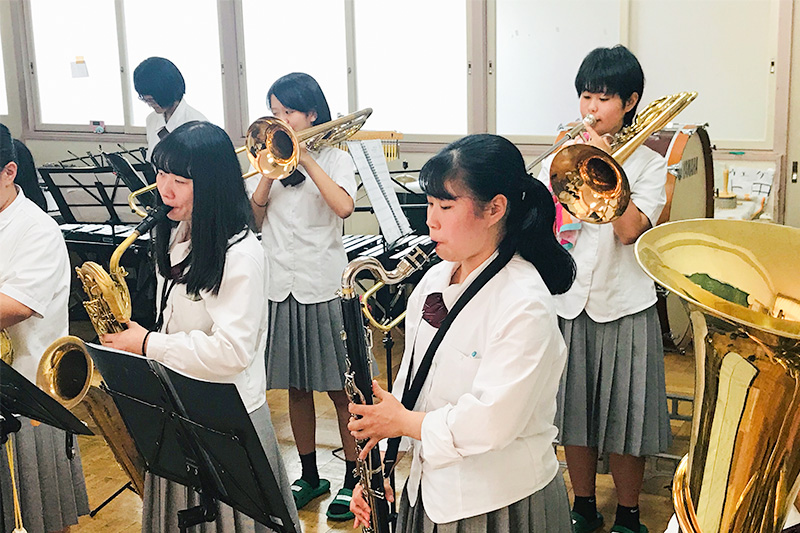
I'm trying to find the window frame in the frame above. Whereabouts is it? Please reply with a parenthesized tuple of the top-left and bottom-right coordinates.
(9, 0, 792, 158)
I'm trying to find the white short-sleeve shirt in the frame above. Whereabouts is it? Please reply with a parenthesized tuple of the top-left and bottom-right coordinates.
(257, 146, 357, 304)
(0, 188, 70, 381)
(145, 98, 207, 161)
(536, 143, 667, 322)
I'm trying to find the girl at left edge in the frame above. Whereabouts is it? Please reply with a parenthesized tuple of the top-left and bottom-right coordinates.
(101, 120, 300, 532)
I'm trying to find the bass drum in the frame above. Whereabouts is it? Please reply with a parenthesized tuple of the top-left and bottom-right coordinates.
(644, 124, 714, 351)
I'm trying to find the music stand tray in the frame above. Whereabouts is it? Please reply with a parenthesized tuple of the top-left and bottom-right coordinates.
(85, 343, 296, 533)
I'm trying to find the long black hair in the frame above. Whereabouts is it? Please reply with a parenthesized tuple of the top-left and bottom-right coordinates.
(151, 121, 254, 296)
(267, 72, 332, 126)
(574, 45, 645, 127)
(419, 134, 575, 295)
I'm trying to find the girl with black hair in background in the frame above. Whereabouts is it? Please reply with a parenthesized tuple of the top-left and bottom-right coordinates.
(348, 133, 575, 533)
(101, 121, 299, 532)
(133, 57, 207, 161)
(248, 72, 359, 521)
(536, 45, 671, 533)
(0, 123, 89, 532)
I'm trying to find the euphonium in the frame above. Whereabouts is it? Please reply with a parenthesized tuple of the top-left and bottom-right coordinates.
(127, 108, 372, 217)
(340, 243, 436, 533)
(1, 329, 13, 365)
(636, 219, 800, 533)
(45, 204, 171, 496)
(535, 92, 697, 224)
(36, 335, 146, 495)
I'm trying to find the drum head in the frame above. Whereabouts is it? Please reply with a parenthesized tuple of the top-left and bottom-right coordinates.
(647, 125, 714, 352)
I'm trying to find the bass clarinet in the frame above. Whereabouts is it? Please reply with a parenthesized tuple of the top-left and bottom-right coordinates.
(340, 243, 436, 533)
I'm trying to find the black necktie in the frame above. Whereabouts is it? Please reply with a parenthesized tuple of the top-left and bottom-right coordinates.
(422, 292, 448, 329)
(157, 126, 169, 140)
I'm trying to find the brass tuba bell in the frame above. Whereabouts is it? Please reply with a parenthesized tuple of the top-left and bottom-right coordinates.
(636, 219, 800, 532)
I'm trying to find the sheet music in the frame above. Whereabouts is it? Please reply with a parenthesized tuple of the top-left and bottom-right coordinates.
(347, 140, 411, 247)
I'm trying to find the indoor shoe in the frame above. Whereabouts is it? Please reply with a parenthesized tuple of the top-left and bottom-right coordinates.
(572, 510, 604, 533)
(610, 525, 648, 533)
(291, 478, 330, 509)
(326, 487, 355, 521)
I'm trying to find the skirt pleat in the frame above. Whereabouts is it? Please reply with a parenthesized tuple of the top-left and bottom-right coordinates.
(0, 418, 89, 533)
(395, 472, 572, 533)
(141, 403, 299, 533)
(556, 305, 672, 456)
(265, 295, 348, 391)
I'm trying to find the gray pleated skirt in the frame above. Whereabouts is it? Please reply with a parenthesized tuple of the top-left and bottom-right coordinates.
(555, 305, 672, 456)
(265, 294, 348, 392)
(0, 418, 89, 533)
(396, 472, 573, 533)
(141, 403, 300, 532)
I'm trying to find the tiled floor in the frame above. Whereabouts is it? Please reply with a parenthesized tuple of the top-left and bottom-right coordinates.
(70, 324, 695, 532)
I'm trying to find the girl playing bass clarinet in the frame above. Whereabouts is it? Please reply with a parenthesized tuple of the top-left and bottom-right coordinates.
(101, 121, 299, 533)
(247, 72, 360, 521)
(348, 133, 575, 533)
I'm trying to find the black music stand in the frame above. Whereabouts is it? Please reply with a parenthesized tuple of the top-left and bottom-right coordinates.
(0, 360, 93, 525)
(85, 343, 296, 533)
(0, 360, 93, 441)
(104, 153, 157, 209)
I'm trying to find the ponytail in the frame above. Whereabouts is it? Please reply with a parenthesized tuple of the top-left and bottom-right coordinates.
(504, 177, 575, 294)
(420, 134, 575, 295)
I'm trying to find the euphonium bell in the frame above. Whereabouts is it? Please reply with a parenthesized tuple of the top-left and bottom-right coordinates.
(544, 92, 697, 224)
(36, 335, 95, 410)
(237, 107, 373, 180)
(636, 219, 800, 533)
(127, 108, 372, 218)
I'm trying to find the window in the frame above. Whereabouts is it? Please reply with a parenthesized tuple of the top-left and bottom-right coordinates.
(241, 0, 348, 123)
(25, 0, 223, 131)
(123, 0, 224, 128)
(29, 0, 122, 127)
(353, 0, 467, 135)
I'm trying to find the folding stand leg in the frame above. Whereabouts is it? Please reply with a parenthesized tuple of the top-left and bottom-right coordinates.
(89, 481, 136, 517)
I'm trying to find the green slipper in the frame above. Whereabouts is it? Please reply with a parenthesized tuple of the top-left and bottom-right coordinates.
(572, 510, 604, 533)
(291, 478, 330, 509)
(610, 525, 648, 533)
(326, 487, 355, 521)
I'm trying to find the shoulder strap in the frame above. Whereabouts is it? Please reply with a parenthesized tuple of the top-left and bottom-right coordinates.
(383, 247, 514, 476)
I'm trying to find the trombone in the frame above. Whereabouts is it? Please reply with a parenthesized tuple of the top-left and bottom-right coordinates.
(527, 92, 698, 224)
(128, 108, 373, 217)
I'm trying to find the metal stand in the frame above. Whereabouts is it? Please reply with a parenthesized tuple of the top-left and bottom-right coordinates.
(89, 481, 136, 517)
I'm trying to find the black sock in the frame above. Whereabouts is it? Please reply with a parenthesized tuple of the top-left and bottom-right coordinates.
(299, 452, 319, 487)
(343, 460, 358, 490)
(614, 504, 640, 532)
(573, 495, 597, 521)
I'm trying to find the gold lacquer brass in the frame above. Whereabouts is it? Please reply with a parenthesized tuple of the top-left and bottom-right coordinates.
(0, 329, 13, 365)
(549, 91, 697, 224)
(238, 107, 373, 180)
(36, 336, 145, 494)
(635, 219, 800, 533)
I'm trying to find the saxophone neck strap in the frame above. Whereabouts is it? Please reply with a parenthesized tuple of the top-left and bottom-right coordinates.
(383, 246, 514, 476)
